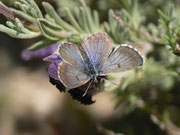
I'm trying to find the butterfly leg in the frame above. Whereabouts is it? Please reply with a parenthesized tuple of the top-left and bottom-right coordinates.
(82, 79, 94, 97)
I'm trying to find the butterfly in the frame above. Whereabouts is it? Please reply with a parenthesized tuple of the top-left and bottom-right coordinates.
(51, 33, 144, 105)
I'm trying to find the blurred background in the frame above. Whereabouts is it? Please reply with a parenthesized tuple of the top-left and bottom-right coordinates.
(0, 0, 180, 135)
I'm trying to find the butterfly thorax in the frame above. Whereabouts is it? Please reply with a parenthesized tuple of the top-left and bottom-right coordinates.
(81, 48, 99, 78)
(84, 60, 99, 78)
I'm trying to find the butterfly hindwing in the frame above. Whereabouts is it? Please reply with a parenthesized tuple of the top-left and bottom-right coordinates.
(58, 62, 90, 89)
(99, 44, 144, 74)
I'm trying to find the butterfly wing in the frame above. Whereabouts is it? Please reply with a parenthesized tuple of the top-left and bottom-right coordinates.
(58, 42, 91, 89)
(82, 33, 113, 69)
(59, 42, 85, 69)
(58, 62, 91, 89)
(99, 44, 144, 74)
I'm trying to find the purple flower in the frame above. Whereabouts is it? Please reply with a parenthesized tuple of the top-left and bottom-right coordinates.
(43, 54, 66, 93)
(21, 44, 59, 61)
(21, 43, 63, 80)
(21, 43, 63, 81)
(43, 54, 62, 80)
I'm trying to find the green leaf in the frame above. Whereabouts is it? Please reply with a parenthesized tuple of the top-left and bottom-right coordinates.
(158, 9, 169, 22)
(79, 7, 90, 32)
(11, 9, 37, 23)
(79, 0, 96, 33)
(29, 39, 58, 51)
(63, 7, 83, 33)
(0, 24, 40, 38)
(93, 10, 100, 28)
(38, 18, 67, 40)
(25, 0, 43, 18)
(14, 0, 43, 18)
(167, 71, 180, 76)
(42, 2, 75, 32)
(14, 1, 27, 13)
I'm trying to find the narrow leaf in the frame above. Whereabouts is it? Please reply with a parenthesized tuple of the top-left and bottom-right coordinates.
(63, 7, 83, 33)
(12, 8, 37, 23)
(29, 39, 58, 51)
(38, 18, 66, 40)
(42, 2, 75, 32)
(0, 24, 40, 38)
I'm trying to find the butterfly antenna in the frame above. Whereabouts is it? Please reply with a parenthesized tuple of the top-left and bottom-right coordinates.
(83, 79, 94, 97)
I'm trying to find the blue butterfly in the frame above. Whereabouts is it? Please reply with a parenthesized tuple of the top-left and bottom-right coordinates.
(55, 33, 144, 104)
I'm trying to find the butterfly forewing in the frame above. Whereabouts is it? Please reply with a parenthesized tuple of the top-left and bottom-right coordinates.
(99, 45, 144, 74)
(59, 62, 91, 89)
(82, 33, 113, 68)
(59, 42, 85, 69)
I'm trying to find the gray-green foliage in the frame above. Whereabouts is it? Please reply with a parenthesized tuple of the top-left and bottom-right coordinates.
(0, 0, 180, 134)
(0, 0, 153, 47)
(158, 5, 180, 56)
(0, 0, 106, 50)
(0, 0, 179, 56)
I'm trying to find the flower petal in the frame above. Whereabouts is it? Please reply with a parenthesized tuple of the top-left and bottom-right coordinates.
(21, 44, 59, 60)
(44, 54, 62, 80)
